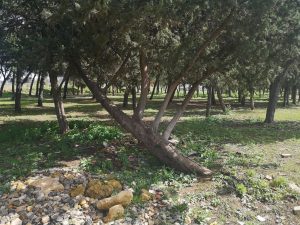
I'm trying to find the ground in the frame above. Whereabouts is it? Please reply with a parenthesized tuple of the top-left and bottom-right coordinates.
(0, 91, 300, 225)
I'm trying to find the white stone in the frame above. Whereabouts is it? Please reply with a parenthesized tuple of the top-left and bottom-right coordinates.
(256, 215, 266, 222)
(293, 206, 300, 216)
(11, 218, 22, 225)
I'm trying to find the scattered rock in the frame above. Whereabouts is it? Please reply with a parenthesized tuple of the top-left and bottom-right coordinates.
(42, 215, 50, 224)
(107, 179, 122, 191)
(26, 176, 64, 195)
(265, 175, 273, 180)
(85, 180, 113, 199)
(103, 204, 125, 223)
(97, 190, 133, 210)
(11, 181, 27, 191)
(69, 184, 85, 197)
(11, 218, 22, 225)
(288, 183, 300, 194)
(293, 206, 300, 216)
(280, 154, 292, 158)
(140, 189, 153, 202)
(256, 215, 266, 222)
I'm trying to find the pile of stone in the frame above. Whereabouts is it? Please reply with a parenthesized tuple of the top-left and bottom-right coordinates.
(0, 169, 133, 225)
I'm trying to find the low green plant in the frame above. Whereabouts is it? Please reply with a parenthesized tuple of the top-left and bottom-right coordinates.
(270, 177, 288, 188)
(236, 183, 247, 196)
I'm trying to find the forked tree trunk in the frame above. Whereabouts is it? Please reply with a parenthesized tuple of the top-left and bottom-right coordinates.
(29, 74, 36, 96)
(49, 72, 69, 134)
(38, 75, 45, 107)
(216, 88, 226, 112)
(74, 65, 212, 176)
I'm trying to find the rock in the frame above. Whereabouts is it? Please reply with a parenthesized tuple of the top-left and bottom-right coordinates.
(11, 181, 27, 191)
(256, 215, 266, 222)
(293, 206, 300, 216)
(265, 175, 273, 180)
(103, 204, 124, 223)
(288, 183, 300, 194)
(107, 179, 122, 191)
(26, 176, 64, 195)
(85, 180, 113, 199)
(69, 184, 85, 197)
(97, 190, 133, 210)
(140, 189, 153, 202)
(280, 154, 292, 158)
(42, 215, 50, 224)
(11, 218, 23, 225)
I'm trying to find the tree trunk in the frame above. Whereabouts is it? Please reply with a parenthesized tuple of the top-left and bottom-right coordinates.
(131, 87, 136, 110)
(38, 75, 45, 107)
(291, 85, 297, 105)
(206, 86, 212, 117)
(241, 95, 246, 107)
(29, 74, 36, 96)
(74, 64, 212, 176)
(250, 89, 255, 110)
(283, 84, 289, 107)
(123, 89, 129, 108)
(35, 73, 41, 97)
(49, 72, 69, 134)
(216, 88, 226, 112)
(0, 77, 9, 97)
(211, 87, 216, 105)
(11, 72, 15, 100)
(15, 69, 22, 113)
(63, 75, 70, 99)
(265, 77, 283, 123)
(150, 75, 160, 100)
(228, 88, 232, 97)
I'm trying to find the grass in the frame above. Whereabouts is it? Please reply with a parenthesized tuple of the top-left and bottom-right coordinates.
(1, 90, 300, 223)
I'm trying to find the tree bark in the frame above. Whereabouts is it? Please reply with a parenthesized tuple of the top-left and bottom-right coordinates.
(49, 71, 69, 134)
(38, 74, 45, 107)
(123, 88, 129, 108)
(291, 85, 297, 105)
(29, 74, 36, 96)
(131, 87, 136, 110)
(35, 73, 41, 97)
(11, 72, 15, 100)
(216, 88, 226, 112)
(73, 61, 212, 176)
(63, 75, 70, 99)
(283, 83, 290, 107)
(0, 77, 9, 97)
(15, 69, 22, 113)
(249, 89, 255, 110)
(150, 74, 160, 100)
(211, 87, 216, 105)
(206, 86, 212, 117)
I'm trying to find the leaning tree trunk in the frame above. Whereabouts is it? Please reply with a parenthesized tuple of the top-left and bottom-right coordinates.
(75, 68, 212, 176)
(29, 74, 36, 96)
(49, 72, 69, 134)
(150, 75, 160, 100)
(265, 76, 282, 123)
(216, 88, 226, 112)
(206, 86, 212, 117)
(37, 75, 45, 107)
(0, 77, 9, 97)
